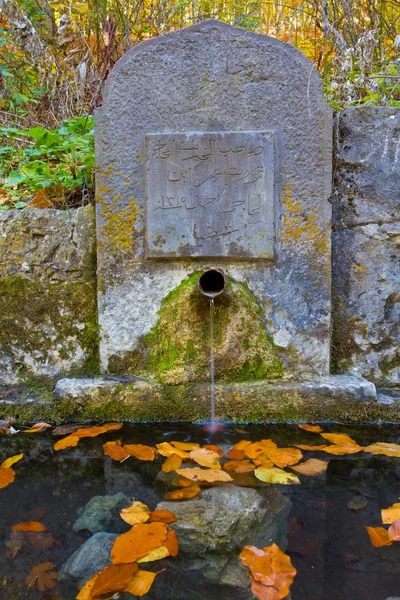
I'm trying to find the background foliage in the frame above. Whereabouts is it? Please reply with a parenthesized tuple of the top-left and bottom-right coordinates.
(1, 0, 399, 208)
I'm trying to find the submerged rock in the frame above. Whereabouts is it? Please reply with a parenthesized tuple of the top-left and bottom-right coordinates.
(73, 492, 130, 534)
(59, 532, 117, 586)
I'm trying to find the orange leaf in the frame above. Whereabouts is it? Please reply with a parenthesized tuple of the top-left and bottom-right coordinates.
(233, 440, 252, 451)
(190, 447, 221, 469)
(1, 453, 23, 469)
(90, 563, 138, 597)
(27, 532, 54, 549)
(259, 439, 278, 450)
(76, 573, 99, 599)
(227, 448, 246, 460)
(249, 573, 279, 599)
(23, 422, 52, 433)
(111, 522, 168, 564)
(156, 442, 190, 459)
(365, 526, 393, 547)
(363, 442, 400, 457)
(163, 527, 179, 557)
(382, 503, 400, 524)
(240, 544, 296, 599)
(149, 510, 177, 524)
(171, 475, 194, 487)
(320, 433, 360, 446)
(103, 440, 130, 461)
(120, 501, 150, 525)
(25, 562, 58, 592)
(388, 519, 400, 541)
(176, 468, 233, 483)
(170, 441, 199, 451)
(0, 468, 15, 489)
(266, 448, 303, 469)
(224, 460, 255, 473)
(124, 444, 156, 461)
(252, 456, 274, 468)
(12, 521, 47, 532)
(298, 424, 323, 433)
(54, 435, 80, 451)
(244, 443, 265, 460)
(123, 569, 163, 596)
(162, 454, 183, 472)
(165, 484, 201, 500)
(291, 459, 328, 476)
(204, 444, 224, 457)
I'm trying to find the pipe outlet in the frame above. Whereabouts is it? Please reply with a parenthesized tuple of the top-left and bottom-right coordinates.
(197, 268, 227, 298)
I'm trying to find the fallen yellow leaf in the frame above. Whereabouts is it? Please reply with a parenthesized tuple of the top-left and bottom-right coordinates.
(137, 545, 169, 562)
(111, 522, 168, 564)
(170, 441, 199, 451)
(176, 468, 233, 483)
(120, 501, 150, 525)
(239, 544, 296, 599)
(254, 467, 300, 485)
(365, 526, 393, 547)
(90, 563, 138, 598)
(1, 453, 23, 469)
(0, 468, 15, 489)
(381, 503, 400, 524)
(103, 440, 130, 461)
(162, 454, 183, 472)
(190, 447, 221, 469)
(123, 569, 163, 597)
(291, 459, 328, 476)
(363, 442, 400, 457)
(124, 444, 155, 461)
(54, 435, 80, 451)
(156, 442, 190, 459)
(298, 424, 323, 433)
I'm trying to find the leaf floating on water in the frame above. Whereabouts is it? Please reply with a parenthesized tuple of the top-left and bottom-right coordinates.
(0, 468, 16, 489)
(170, 441, 199, 451)
(54, 423, 123, 451)
(244, 443, 265, 460)
(254, 468, 300, 485)
(12, 521, 47, 532)
(320, 433, 359, 446)
(124, 443, 156, 461)
(162, 454, 183, 472)
(25, 562, 58, 592)
(149, 509, 177, 524)
(6, 530, 24, 559)
(224, 460, 256, 473)
(382, 503, 400, 524)
(111, 522, 168, 564)
(27, 532, 55, 549)
(90, 562, 138, 598)
(165, 484, 201, 500)
(347, 496, 368, 511)
(291, 459, 328, 476)
(233, 440, 253, 451)
(76, 573, 99, 599)
(298, 424, 323, 433)
(239, 543, 297, 600)
(120, 501, 151, 525)
(22, 422, 52, 433)
(365, 526, 393, 547)
(388, 518, 400, 541)
(157, 442, 190, 459)
(103, 440, 130, 461)
(163, 527, 179, 557)
(204, 444, 224, 457)
(1, 453, 23, 469)
(123, 569, 164, 597)
(265, 448, 303, 469)
(363, 442, 400, 457)
(176, 467, 233, 483)
(190, 447, 221, 469)
(227, 448, 246, 460)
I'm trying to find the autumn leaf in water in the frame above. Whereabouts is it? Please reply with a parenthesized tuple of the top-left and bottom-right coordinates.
(298, 424, 323, 433)
(0, 453, 23, 489)
(111, 522, 168, 564)
(388, 519, 400, 541)
(297, 432, 363, 456)
(165, 484, 201, 500)
(170, 441, 199, 451)
(204, 444, 224, 457)
(90, 563, 138, 598)
(120, 501, 150, 525)
(12, 521, 47, 532)
(382, 502, 400, 524)
(190, 447, 221, 469)
(239, 544, 296, 600)
(135, 526, 178, 561)
(254, 467, 300, 485)
(176, 467, 233, 483)
(123, 569, 164, 597)
(124, 444, 155, 461)
(264, 447, 303, 469)
(103, 440, 130, 461)
(227, 448, 246, 460)
(224, 460, 256, 473)
(25, 562, 58, 592)
(363, 442, 400, 457)
(137, 546, 170, 562)
(162, 454, 183, 472)
(244, 443, 265, 460)
(27, 532, 55, 549)
(149, 509, 177, 524)
(23, 422, 52, 433)
(54, 423, 123, 451)
(233, 440, 252, 451)
(6, 531, 24, 559)
(157, 442, 190, 459)
(291, 459, 328, 476)
(365, 526, 393, 547)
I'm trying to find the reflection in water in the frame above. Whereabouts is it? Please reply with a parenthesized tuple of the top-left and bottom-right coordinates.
(0, 423, 400, 599)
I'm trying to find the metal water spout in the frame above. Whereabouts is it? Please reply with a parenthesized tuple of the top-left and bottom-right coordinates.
(197, 268, 227, 298)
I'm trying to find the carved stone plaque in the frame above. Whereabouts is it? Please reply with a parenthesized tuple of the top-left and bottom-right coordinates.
(145, 131, 275, 258)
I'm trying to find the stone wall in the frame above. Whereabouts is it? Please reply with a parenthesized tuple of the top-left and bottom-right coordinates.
(0, 207, 98, 385)
(332, 107, 400, 386)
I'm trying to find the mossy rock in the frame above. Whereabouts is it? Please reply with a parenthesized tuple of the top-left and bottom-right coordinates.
(109, 272, 283, 385)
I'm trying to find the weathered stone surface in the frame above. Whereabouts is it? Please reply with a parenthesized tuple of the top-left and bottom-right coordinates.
(332, 110, 399, 387)
(145, 131, 275, 259)
(59, 532, 117, 586)
(73, 492, 130, 534)
(54, 377, 119, 398)
(151, 486, 291, 599)
(0, 207, 98, 384)
(96, 19, 332, 381)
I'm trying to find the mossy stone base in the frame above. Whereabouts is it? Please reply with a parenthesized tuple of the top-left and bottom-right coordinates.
(108, 272, 284, 385)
